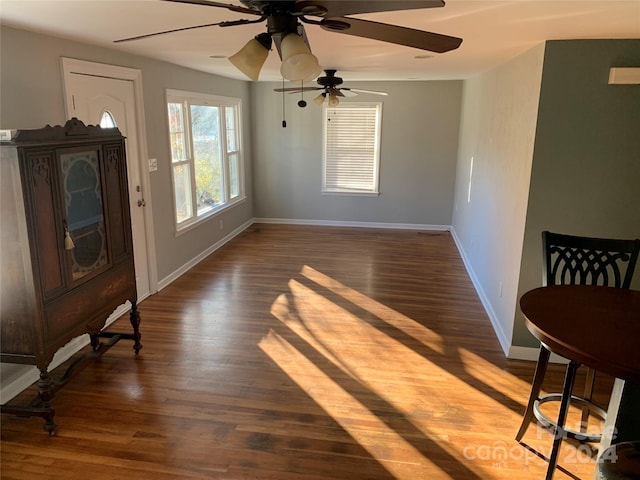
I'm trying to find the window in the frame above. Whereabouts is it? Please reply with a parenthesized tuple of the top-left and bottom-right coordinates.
(99, 111, 116, 128)
(322, 103, 382, 195)
(166, 90, 244, 230)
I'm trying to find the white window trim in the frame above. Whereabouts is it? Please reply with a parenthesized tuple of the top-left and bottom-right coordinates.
(321, 102, 382, 195)
(166, 89, 245, 233)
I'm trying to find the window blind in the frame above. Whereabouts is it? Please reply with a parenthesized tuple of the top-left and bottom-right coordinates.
(323, 103, 381, 193)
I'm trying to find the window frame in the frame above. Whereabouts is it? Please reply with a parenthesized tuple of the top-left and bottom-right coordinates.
(321, 102, 383, 196)
(166, 89, 245, 233)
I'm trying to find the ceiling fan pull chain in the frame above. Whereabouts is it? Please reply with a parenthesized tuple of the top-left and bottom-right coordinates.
(281, 78, 287, 128)
(298, 80, 307, 108)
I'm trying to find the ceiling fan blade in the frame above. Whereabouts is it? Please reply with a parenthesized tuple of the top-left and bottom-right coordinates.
(320, 17, 462, 53)
(161, 0, 260, 16)
(297, 0, 444, 17)
(274, 87, 322, 92)
(345, 88, 389, 96)
(114, 18, 259, 42)
(340, 89, 358, 97)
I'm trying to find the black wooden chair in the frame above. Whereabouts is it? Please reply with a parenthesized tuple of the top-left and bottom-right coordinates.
(516, 231, 640, 446)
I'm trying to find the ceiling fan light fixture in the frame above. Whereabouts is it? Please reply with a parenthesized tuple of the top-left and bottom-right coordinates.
(328, 93, 340, 106)
(313, 92, 326, 106)
(229, 32, 272, 81)
(279, 33, 321, 82)
(302, 63, 324, 83)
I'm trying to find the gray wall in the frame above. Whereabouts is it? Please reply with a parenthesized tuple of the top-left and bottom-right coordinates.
(514, 39, 640, 347)
(251, 80, 462, 225)
(0, 26, 254, 283)
(452, 44, 546, 354)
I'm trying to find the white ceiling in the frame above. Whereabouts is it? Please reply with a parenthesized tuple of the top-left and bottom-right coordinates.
(1, 0, 639, 82)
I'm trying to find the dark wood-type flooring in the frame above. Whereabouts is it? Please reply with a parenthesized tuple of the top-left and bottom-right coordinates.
(1, 224, 614, 479)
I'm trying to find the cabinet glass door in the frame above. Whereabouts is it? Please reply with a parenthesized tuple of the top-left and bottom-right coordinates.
(60, 149, 108, 280)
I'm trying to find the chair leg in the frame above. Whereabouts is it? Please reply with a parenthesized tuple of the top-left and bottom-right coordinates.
(546, 360, 579, 480)
(516, 345, 551, 441)
(580, 367, 596, 433)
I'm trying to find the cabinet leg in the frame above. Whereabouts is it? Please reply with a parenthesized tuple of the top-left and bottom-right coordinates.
(90, 334, 100, 351)
(37, 369, 57, 435)
(130, 301, 143, 354)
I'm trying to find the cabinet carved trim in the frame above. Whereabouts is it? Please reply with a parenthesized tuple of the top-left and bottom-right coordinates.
(32, 156, 52, 186)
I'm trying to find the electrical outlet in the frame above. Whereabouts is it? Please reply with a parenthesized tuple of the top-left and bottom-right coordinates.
(148, 157, 158, 172)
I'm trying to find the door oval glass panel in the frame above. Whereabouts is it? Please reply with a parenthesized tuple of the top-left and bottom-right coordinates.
(61, 150, 108, 280)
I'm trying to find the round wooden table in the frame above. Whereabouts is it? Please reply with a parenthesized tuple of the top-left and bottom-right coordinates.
(521, 285, 640, 384)
(519, 285, 640, 479)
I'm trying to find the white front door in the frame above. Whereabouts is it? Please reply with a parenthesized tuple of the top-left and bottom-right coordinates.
(62, 59, 156, 300)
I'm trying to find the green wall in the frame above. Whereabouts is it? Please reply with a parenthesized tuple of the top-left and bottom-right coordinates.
(514, 39, 640, 347)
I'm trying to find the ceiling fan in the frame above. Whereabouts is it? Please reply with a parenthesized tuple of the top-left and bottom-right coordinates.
(275, 69, 388, 106)
(115, 0, 463, 81)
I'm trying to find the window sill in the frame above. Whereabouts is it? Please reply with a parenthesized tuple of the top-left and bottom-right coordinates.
(321, 190, 380, 197)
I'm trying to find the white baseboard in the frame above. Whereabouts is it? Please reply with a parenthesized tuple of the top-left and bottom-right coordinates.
(157, 219, 254, 290)
(253, 217, 450, 231)
(507, 345, 569, 364)
(449, 227, 514, 357)
(449, 227, 568, 364)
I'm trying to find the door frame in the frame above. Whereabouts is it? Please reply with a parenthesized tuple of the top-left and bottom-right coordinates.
(61, 57, 158, 295)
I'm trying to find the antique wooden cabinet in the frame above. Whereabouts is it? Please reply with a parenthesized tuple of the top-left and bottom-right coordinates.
(1, 118, 142, 433)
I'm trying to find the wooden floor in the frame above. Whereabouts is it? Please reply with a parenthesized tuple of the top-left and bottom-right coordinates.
(1, 224, 613, 480)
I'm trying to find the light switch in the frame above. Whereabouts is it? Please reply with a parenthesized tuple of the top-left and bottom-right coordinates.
(0, 129, 15, 141)
(148, 158, 158, 172)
